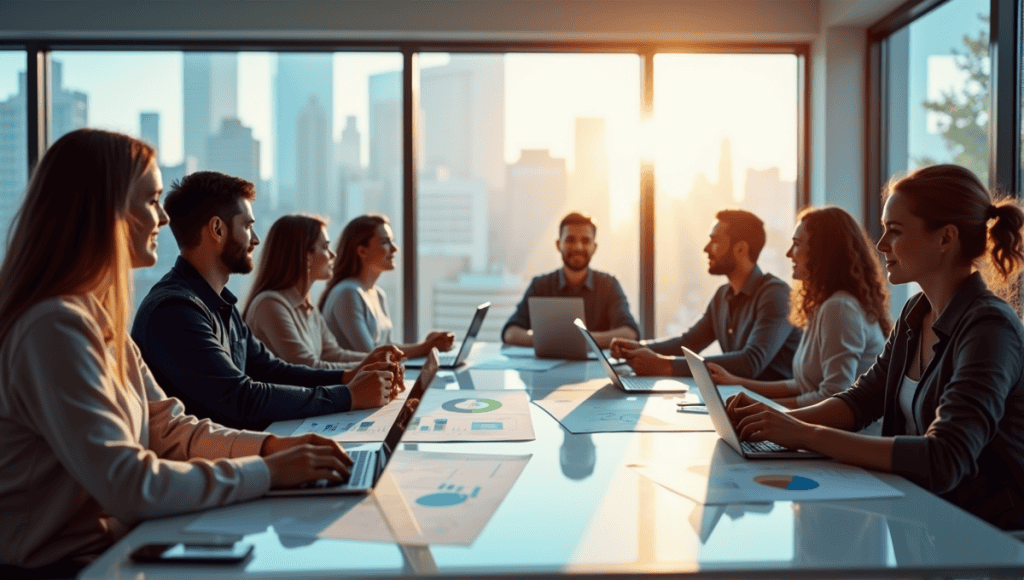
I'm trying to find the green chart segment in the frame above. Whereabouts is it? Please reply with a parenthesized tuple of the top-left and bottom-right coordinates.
(753, 474, 820, 491)
(441, 398, 503, 414)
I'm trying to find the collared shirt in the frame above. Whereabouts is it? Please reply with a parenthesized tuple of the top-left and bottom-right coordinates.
(245, 287, 366, 370)
(502, 268, 639, 338)
(131, 257, 352, 431)
(835, 272, 1024, 530)
(0, 294, 269, 567)
(646, 266, 801, 380)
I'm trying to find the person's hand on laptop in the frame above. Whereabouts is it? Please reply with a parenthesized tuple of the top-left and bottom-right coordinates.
(425, 330, 456, 352)
(609, 338, 641, 359)
(611, 339, 674, 376)
(726, 392, 809, 449)
(706, 362, 742, 386)
(349, 366, 396, 409)
(260, 433, 354, 489)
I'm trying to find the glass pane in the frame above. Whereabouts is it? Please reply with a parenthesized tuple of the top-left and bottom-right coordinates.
(51, 51, 402, 317)
(651, 53, 799, 341)
(0, 51, 28, 261)
(416, 53, 641, 342)
(883, 0, 990, 315)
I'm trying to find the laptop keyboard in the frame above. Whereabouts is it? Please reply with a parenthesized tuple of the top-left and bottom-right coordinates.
(619, 376, 658, 391)
(741, 440, 793, 454)
(302, 449, 374, 489)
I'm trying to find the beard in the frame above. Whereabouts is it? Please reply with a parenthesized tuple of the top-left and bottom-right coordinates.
(562, 251, 592, 273)
(221, 235, 254, 274)
(707, 250, 736, 276)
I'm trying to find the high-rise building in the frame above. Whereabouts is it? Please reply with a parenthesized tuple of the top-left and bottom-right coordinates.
(140, 111, 160, 156)
(274, 53, 333, 210)
(205, 118, 260, 187)
(0, 62, 86, 257)
(571, 117, 610, 231)
(295, 95, 331, 217)
(502, 149, 568, 275)
(338, 115, 361, 173)
(183, 53, 238, 170)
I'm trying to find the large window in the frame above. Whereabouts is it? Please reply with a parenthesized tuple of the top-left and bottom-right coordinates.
(50, 51, 402, 312)
(651, 54, 799, 340)
(875, 0, 991, 315)
(416, 53, 641, 342)
(0, 51, 28, 257)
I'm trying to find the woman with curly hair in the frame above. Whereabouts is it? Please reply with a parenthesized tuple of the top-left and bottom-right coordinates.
(728, 164, 1024, 530)
(708, 206, 889, 409)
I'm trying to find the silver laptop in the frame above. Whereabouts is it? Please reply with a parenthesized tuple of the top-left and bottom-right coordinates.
(405, 302, 489, 368)
(530, 297, 589, 359)
(682, 346, 824, 459)
(267, 349, 441, 496)
(574, 318, 694, 393)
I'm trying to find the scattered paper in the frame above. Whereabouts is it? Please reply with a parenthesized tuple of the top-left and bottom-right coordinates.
(633, 460, 904, 505)
(402, 390, 535, 442)
(322, 451, 531, 545)
(533, 388, 712, 433)
(290, 401, 406, 442)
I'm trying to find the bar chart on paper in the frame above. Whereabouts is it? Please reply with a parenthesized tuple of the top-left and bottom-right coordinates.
(403, 390, 536, 442)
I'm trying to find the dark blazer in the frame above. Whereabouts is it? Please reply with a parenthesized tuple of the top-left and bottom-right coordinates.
(836, 273, 1024, 530)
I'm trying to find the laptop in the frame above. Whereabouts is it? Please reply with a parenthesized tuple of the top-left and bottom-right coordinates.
(574, 318, 694, 393)
(530, 297, 589, 359)
(267, 349, 441, 496)
(405, 303, 490, 368)
(682, 346, 824, 459)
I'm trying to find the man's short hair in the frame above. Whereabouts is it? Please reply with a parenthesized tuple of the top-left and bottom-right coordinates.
(715, 209, 766, 263)
(559, 212, 597, 238)
(164, 171, 256, 249)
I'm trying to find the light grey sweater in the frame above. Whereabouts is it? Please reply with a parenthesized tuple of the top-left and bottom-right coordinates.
(787, 291, 886, 406)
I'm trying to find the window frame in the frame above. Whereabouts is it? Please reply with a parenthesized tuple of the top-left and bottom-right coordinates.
(0, 38, 809, 341)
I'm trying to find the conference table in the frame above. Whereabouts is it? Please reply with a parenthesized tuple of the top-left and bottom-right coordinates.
(80, 343, 1024, 579)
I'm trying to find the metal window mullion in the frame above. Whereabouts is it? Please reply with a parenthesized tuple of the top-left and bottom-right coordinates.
(402, 49, 419, 344)
(639, 51, 655, 339)
(989, 0, 1021, 195)
(25, 46, 50, 174)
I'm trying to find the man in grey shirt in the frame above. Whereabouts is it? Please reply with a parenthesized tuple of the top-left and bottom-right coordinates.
(611, 209, 801, 380)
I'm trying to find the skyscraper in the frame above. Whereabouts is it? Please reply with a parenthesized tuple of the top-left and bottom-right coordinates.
(140, 111, 160, 156)
(206, 117, 260, 188)
(571, 117, 610, 231)
(274, 53, 333, 210)
(295, 95, 331, 216)
(503, 149, 568, 275)
(0, 61, 86, 257)
(183, 53, 238, 170)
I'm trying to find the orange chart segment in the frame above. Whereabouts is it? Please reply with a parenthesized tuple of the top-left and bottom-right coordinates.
(753, 474, 820, 491)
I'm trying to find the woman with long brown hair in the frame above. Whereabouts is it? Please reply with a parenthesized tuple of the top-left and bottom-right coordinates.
(728, 164, 1024, 530)
(0, 129, 352, 572)
(243, 214, 400, 369)
(319, 214, 454, 359)
(709, 206, 889, 409)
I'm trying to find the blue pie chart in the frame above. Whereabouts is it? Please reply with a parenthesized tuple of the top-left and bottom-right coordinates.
(754, 474, 820, 491)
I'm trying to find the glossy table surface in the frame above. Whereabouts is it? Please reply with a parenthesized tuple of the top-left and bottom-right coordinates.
(80, 343, 1024, 579)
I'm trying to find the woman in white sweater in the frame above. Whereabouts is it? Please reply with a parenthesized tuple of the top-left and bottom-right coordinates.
(709, 206, 890, 408)
(243, 214, 400, 370)
(0, 129, 352, 572)
(318, 214, 454, 358)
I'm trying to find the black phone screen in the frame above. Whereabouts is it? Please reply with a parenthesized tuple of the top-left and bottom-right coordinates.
(130, 542, 253, 564)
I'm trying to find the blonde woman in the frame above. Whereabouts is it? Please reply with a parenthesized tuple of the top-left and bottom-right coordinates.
(0, 129, 351, 572)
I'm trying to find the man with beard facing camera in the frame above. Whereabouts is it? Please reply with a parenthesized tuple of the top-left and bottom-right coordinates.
(611, 209, 801, 379)
(132, 171, 398, 432)
(502, 212, 639, 348)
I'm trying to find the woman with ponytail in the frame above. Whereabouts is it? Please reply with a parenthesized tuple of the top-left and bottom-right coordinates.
(727, 164, 1024, 530)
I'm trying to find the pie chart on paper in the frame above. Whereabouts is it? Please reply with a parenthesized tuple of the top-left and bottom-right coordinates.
(753, 474, 820, 491)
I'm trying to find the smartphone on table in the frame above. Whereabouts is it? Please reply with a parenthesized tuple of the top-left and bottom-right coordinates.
(130, 542, 253, 564)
